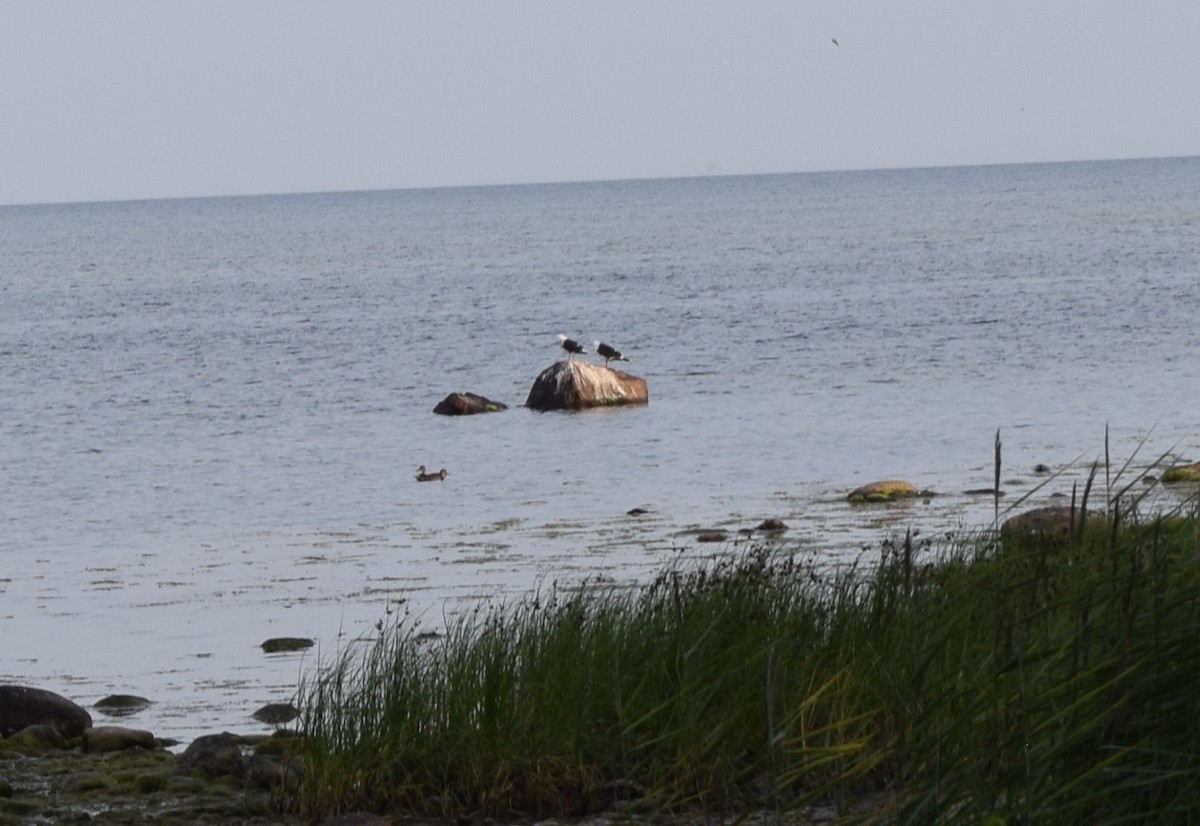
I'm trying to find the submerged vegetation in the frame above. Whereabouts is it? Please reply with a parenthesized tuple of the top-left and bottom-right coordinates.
(294, 454, 1200, 824)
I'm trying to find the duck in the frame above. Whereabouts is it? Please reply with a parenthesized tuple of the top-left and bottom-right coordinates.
(415, 465, 448, 482)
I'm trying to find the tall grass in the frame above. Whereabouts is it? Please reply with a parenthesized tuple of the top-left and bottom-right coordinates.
(293, 493, 1200, 824)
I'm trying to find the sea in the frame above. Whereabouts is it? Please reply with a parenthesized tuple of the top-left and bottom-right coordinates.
(2, 156, 1198, 747)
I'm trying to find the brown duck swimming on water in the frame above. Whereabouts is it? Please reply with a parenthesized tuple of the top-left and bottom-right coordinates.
(415, 465, 448, 482)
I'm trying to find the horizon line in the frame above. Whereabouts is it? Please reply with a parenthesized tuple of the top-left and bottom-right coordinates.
(4, 152, 1196, 210)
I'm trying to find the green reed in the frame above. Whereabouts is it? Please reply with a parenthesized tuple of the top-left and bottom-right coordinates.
(293, 491, 1200, 825)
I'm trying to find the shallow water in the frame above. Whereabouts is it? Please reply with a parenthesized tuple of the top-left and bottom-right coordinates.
(2, 157, 1199, 744)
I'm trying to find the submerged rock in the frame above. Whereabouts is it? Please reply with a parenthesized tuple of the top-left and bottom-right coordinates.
(525, 360, 648, 411)
(0, 685, 93, 739)
(94, 694, 152, 717)
(260, 637, 314, 654)
(252, 702, 300, 726)
(847, 480, 918, 503)
(433, 392, 508, 416)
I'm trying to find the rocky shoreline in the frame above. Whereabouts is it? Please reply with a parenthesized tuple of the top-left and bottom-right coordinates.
(2, 686, 878, 826)
(1, 742, 869, 826)
(1, 684, 308, 825)
(1, 729, 305, 825)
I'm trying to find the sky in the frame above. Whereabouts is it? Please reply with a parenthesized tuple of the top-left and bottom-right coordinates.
(3, 2, 1199, 206)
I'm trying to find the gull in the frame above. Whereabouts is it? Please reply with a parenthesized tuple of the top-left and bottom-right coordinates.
(556, 334, 586, 360)
(594, 341, 629, 367)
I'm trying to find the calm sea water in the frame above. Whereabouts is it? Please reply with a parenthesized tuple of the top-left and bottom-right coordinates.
(2, 157, 1199, 745)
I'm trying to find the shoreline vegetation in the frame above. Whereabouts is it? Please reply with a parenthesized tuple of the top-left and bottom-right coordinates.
(294, 446, 1200, 825)
(5, 438, 1200, 825)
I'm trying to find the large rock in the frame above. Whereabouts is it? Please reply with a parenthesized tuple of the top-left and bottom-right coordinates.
(0, 685, 93, 738)
(433, 392, 508, 416)
(525, 360, 648, 412)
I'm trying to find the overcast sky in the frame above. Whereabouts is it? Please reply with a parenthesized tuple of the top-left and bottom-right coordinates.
(3, 2, 1198, 206)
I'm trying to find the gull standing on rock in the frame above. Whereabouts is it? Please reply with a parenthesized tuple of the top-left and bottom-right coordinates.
(556, 334, 586, 360)
(594, 341, 629, 367)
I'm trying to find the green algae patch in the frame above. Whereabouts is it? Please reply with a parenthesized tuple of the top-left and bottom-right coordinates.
(0, 744, 301, 825)
(134, 772, 170, 794)
(1162, 463, 1200, 483)
(847, 479, 919, 503)
(68, 772, 115, 793)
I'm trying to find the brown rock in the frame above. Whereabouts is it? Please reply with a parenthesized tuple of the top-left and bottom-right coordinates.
(525, 360, 648, 411)
(176, 732, 246, 780)
(0, 685, 93, 738)
(1001, 505, 1077, 540)
(83, 725, 156, 753)
(246, 753, 302, 792)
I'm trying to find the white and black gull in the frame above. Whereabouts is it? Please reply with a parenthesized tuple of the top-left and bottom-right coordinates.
(594, 341, 629, 367)
(556, 334, 587, 360)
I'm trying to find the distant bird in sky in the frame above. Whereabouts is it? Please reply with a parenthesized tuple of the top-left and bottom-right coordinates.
(832, 38, 839, 47)
(556, 334, 586, 360)
(415, 465, 447, 482)
(594, 341, 629, 367)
